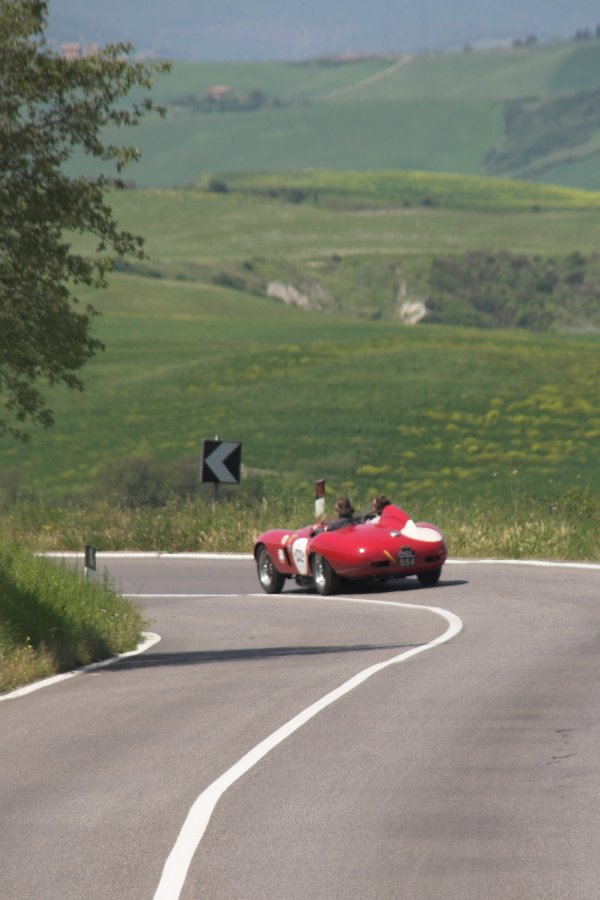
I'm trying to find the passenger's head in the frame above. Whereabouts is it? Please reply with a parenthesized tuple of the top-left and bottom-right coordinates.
(335, 496, 355, 517)
(372, 494, 391, 516)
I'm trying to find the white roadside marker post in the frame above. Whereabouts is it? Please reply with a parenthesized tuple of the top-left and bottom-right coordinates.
(84, 544, 97, 582)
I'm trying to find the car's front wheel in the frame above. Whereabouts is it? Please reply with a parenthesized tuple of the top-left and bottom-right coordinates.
(257, 547, 285, 594)
(417, 566, 442, 587)
(311, 553, 341, 596)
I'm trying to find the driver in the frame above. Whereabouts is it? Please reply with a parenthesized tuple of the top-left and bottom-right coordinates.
(312, 496, 357, 534)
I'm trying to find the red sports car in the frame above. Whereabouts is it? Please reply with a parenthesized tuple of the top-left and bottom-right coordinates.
(254, 503, 447, 595)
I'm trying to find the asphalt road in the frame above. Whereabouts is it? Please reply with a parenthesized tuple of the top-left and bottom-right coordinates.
(1, 556, 599, 900)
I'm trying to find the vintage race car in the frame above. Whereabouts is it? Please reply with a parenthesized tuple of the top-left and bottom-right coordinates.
(254, 503, 447, 595)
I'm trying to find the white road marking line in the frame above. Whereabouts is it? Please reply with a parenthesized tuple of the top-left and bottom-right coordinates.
(446, 559, 600, 570)
(153, 597, 463, 900)
(41, 552, 255, 560)
(130, 594, 245, 599)
(0, 632, 161, 702)
(42, 551, 600, 570)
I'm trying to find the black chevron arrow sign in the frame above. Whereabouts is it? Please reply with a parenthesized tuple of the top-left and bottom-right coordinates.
(201, 439, 242, 484)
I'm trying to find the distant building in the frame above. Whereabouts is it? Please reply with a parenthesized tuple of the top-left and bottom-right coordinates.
(202, 85, 235, 101)
(60, 43, 102, 60)
(60, 43, 81, 60)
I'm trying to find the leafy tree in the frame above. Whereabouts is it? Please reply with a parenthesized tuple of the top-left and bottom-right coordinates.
(0, 0, 170, 439)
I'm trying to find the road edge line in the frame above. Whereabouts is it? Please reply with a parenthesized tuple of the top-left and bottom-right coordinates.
(0, 632, 161, 702)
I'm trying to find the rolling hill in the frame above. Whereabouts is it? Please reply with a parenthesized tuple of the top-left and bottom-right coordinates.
(2, 270, 599, 506)
(1, 173, 598, 505)
(70, 40, 600, 190)
(4, 30, 600, 510)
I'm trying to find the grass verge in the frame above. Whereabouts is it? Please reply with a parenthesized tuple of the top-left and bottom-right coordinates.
(3, 488, 598, 561)
(0, 539, 146, 694)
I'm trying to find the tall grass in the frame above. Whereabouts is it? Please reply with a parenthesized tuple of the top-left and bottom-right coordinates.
(2, 484, 598, 562)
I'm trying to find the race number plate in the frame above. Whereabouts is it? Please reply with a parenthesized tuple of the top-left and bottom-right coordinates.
(397, 546, 416, 567)
(291, 537, 310, 576)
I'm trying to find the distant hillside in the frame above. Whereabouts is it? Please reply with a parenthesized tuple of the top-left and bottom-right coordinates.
(102, 170, 600, 333)
(47, 0, 600, 61)
(485, 88, 600, 180)
(69, 40, 600, 190)
(4, 169, 600, 503)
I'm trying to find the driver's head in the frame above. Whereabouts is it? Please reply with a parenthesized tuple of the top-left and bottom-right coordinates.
(335, 496, 355, 517)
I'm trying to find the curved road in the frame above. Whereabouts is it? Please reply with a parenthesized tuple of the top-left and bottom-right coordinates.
(1, 557, 599, 899)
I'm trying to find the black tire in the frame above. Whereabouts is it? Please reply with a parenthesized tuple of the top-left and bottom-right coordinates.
(311, 553, 341, 596)
(257, 547, 285, 594)
(417, 567, 442, 587)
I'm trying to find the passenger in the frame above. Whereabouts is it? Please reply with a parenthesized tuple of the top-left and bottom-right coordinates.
(362, 494, 391, 524)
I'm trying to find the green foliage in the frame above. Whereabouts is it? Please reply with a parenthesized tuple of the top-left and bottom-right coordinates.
(426, 251, 600, 330)
(0, 466, 24, 505)
(0, 538, 145, 692)
(97, 451, 205, 507)
(101, 453, 168, 508)
(0, 0, 169, 440)
(171, 247, 600, 330)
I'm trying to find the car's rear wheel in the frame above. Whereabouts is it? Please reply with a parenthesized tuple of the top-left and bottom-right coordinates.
(417, 566, 442, 587)
(311, 553, 341, 596)
(257, 547, 285, 594)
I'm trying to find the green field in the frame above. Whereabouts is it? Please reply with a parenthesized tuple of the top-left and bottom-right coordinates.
(85, 172, 600, 296)
(3, 271, 599, 509)
(2, 171, 599, 529)
(0, 172, 600, 502)
(73, 40, 600, 190)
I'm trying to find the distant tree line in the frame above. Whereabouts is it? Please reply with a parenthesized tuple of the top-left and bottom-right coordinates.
(176, 88, 281, 114)
(572, 25, 600, 40)
(425, 250, 599, 331)
(511, 24, 600, 48)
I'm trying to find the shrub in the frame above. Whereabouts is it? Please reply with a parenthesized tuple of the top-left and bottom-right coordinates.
(0, 467, 24, 507)
(207, 177, 229, 193)
(165, 453, 202, 501)
(101, 454, 167, 508)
